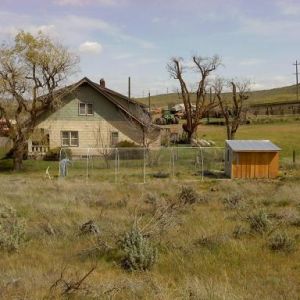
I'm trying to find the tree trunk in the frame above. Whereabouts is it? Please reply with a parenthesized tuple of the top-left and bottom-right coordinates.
(226, 125, 231, 140)
(12, 139, 27, 171)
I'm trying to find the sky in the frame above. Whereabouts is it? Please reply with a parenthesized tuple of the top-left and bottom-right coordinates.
(0, 0, 299, 97)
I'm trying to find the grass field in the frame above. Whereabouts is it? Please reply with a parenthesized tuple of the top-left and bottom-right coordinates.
(0, 173, 300, 299)
(0, 121, 300, 299)
(137, 84, 299, 108)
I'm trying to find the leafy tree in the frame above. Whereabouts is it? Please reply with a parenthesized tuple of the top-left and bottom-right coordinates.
(0, 31, 78, 170)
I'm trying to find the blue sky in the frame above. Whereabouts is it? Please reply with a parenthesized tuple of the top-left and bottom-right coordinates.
(0, 0, 299, 97)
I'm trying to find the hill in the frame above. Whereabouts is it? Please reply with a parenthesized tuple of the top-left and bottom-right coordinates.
(137, 84, 299, 108)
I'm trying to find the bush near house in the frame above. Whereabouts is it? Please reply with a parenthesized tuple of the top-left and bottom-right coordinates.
(43, 147, 72, 161)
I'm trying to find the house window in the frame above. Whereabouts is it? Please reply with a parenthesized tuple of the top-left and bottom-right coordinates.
(111, 131, 119, 146)
(79, 102, 93, 115)
(61, 131, 79, 147)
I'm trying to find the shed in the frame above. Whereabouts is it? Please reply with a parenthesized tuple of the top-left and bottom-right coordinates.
(225, 140, 281, 179)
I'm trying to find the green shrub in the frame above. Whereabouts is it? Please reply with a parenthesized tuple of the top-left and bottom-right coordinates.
(0, 203, 26, 252)
(116, 140, 139, 148)
(116, 141, 143, 160)
(119, 225, 158, 271)
(267, 232, 296, 253)
(247, 210, 270, 234)
(43, 147, 72, 161)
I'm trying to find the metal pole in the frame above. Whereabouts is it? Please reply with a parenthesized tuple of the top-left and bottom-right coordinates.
(143, 147, 146, 184)
(200, 147, 204, 181)
(115, 148, 118, 184)
(86, 148, 90, 182)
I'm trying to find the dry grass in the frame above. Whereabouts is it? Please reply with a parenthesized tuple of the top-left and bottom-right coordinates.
(0, 172, 299, 299)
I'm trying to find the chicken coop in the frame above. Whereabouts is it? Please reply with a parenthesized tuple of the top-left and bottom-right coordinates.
(225, 140, 281, 179)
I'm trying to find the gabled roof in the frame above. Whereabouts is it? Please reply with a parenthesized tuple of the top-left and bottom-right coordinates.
(51, 77, 148, 127)
(226, 140, 281, 152)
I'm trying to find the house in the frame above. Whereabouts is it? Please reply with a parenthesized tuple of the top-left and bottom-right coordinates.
(28, 77, 161, 156)
(225, 140, 281, 179)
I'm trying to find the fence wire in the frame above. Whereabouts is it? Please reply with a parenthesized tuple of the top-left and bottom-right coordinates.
(59, 147, 225, 183)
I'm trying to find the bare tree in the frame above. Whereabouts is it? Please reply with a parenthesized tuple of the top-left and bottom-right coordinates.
(214, 78, 250, 140)
(93, 124, 113, 169)
(167, 55, 221, 142)
(0, 31, 78, 170)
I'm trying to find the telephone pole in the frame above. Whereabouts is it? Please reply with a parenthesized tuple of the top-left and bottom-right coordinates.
(148, 92, 151, 112)
(128, 76, 131, 100)
(293, 60, 299, 101)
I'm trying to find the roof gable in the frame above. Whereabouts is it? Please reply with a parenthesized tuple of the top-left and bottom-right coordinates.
(47, 77, 148, 127)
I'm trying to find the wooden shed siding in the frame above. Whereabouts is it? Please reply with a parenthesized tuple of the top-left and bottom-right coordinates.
(231, 151, 279, 179)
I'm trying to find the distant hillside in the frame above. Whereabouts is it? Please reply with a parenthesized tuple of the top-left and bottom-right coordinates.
(137, 84, 299, 108)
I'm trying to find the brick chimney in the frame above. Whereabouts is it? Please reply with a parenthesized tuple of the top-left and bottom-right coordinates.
(100, 78, 105, 88)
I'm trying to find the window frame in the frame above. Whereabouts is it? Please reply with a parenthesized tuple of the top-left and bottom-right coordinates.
(78, 102, 94, 116)
(110, 131, 119, 146)
(61, 131, 79, 147)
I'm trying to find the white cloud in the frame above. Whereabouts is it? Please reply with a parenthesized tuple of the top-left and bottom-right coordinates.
(0, 12, 155, 51)
(54, 0, 116, 6)
(79, 41, 103, 54)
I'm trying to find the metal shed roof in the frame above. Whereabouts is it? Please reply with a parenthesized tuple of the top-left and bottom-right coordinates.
(226, 140, 281, 152)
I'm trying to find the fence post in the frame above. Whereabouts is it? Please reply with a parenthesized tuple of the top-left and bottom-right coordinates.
(293, 150, 296, 165)
(200, 147, 204, 181)
(143, 147, 146, 184)
(86, 148, 90, 182)
(115, 148, 119, 184)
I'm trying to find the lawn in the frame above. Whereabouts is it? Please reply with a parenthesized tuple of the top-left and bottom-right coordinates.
(197, 121, 300, 160)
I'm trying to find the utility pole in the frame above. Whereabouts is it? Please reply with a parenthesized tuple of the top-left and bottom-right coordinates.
(148, 92, 151, 113)
(128, 76, 131, 100)
(293, 60, 299, 101)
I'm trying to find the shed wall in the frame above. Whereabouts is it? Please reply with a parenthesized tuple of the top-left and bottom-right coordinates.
(231, 151, 279, 179)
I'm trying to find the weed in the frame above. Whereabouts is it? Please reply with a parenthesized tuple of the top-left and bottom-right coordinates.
(0, 203, 26, 252)
(232, 224, 249, 239)
(119, 225, 158, 271)
(247, 210, 271, 234)
(178, 186, 204, 205)
(194, 233, 228, 251)
(223, 193, 244, 209)
(267, 232, 296, 253)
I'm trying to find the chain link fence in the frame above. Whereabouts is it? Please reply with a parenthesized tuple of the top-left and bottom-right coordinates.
(59, 147, 225, 183)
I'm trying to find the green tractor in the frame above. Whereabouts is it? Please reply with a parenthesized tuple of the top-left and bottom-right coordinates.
(155, 109, 180, 125)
